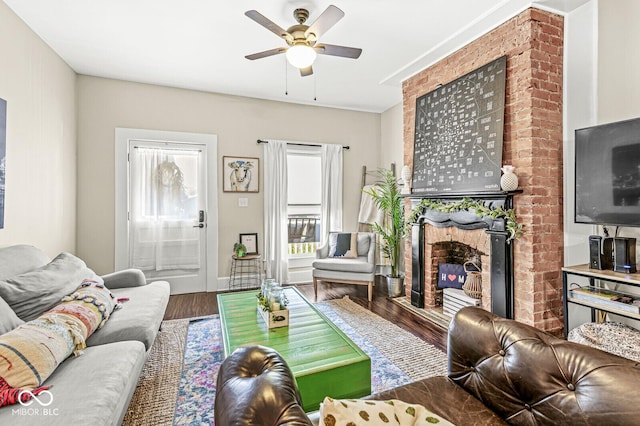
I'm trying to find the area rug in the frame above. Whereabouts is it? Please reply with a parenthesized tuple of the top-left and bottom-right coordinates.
(123, 296, 448, 425)
(122, 318, 190, 426)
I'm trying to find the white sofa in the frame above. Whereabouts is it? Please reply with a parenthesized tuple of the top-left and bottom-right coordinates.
(0, 245, 170, 425)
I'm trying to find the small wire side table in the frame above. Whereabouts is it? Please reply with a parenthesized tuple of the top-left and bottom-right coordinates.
(229, 254, 262, 290)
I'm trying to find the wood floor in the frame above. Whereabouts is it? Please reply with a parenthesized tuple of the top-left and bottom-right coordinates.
(164, 276, 449, 352)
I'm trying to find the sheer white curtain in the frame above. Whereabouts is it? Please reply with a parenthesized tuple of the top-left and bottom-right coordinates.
(263, 140, 289, 283)
(320, 144, 343, 245)
(129, 147, 200, 271)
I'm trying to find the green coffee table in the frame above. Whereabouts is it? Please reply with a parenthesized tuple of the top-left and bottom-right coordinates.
(217, 287, 371, 412)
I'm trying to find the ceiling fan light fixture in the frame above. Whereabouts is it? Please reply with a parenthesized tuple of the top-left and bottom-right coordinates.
(286, 45, 317, 69)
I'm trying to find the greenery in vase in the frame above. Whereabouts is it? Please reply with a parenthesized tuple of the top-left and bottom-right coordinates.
(256, 290, 289, 312)
(406, 197, 524, 241)
(257, 292, 270, 312)
(233, 242, 247, 257)
(363, 168, 406, 278)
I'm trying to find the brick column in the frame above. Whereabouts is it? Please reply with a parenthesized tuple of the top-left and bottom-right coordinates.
(402, 8, 564, 334)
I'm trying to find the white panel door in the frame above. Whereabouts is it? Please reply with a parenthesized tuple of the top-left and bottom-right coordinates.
(128, 140, 207, 294)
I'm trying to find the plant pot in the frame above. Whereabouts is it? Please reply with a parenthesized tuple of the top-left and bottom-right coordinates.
(386, 275, 404, 298)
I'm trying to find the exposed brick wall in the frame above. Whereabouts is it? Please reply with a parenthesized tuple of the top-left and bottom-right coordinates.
(402, 8, 564, 334)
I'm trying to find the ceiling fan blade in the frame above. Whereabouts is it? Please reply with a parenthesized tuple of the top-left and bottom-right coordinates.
(304, 5, 344, 40)
(300, 66, 313, 77)
(245, 47, 287, 60)
(245, 10, 293, 43)
(315, 43, 362, 59)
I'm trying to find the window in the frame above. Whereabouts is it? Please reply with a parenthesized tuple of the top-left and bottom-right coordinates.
(287, 148, 321, 256)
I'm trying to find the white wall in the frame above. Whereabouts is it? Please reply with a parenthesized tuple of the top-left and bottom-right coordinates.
(598, 0, 640, 249)
(0, 2, 76, 257)
(379, 102, 405, 275)
(563, 0, 599, 330)
(563, 0, 640, 330)
(596, 0, 640, 328)
(563, 0, 598, 268)
(598, 0, 640, 124)
(76, 76, 381, 278)
(380, 103, 404, 170)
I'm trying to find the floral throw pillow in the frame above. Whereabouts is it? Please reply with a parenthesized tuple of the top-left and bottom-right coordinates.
(319, 397, 454, 426)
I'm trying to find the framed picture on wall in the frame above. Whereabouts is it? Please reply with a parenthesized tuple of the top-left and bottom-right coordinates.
(240, 233, 258, 255)
(223, 156, 259, 192)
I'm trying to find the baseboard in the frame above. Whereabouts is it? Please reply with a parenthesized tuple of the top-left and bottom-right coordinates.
(216, 276, 230, 292)
(288, 269, 312, 284)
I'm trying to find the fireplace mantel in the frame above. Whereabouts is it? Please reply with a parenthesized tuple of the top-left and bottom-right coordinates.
(406, 192, 518, 318)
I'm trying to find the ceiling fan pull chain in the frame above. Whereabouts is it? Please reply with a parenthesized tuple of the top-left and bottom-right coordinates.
(314, 71, 317, 101)
(285, 57, 288, 96)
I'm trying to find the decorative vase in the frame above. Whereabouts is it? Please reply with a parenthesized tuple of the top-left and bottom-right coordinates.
(401, 165, 412, 195)
(500, 165, 518, 191)
(269, 285, 284, 311)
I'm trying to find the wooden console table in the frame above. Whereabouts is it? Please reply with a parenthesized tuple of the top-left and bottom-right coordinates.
(562, 264, 640, 338)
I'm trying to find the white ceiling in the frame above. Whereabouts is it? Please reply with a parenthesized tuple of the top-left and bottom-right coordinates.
(4, 0, 589, 113)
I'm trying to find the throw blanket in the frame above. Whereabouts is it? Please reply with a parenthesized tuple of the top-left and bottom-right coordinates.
(358, 185, 382, 225)
(358, 186, 389, 267)
(0, 279, 119, 406)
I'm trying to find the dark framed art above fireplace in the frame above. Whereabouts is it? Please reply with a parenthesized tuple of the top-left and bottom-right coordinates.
(411, 56, 507, 195)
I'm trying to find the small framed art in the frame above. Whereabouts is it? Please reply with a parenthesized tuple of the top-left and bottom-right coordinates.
(223, 156, 259, 192)
(240, 233, 258, 255)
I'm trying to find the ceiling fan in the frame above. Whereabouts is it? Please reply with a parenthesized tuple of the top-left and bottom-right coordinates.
(244, 5, 362, 77)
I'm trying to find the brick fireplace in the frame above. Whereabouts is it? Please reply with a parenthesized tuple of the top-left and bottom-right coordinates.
(408, 193, 515, 319)
(402, 8, 565, 334)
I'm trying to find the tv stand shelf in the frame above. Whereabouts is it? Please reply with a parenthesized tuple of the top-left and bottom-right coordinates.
(562, 264, 640, 338)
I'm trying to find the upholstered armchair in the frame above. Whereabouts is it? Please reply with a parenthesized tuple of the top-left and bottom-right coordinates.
(312, 232, 376, 301)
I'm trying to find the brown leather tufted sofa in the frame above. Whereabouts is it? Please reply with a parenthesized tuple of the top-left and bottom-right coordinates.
(215, 306, 640, 425)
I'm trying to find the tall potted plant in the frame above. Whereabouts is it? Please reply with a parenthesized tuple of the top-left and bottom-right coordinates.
(363, 168, 406, 297)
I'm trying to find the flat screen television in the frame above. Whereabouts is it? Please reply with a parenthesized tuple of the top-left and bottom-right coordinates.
(575, 117, 640, 227)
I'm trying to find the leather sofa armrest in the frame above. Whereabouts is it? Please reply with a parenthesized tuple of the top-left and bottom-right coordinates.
(101, 268, 147, 289)
(215, 345, 312, 425)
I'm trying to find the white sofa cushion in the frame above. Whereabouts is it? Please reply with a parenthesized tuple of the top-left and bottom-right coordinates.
(0, 252, 99, 321)
(86, 280, 170, 351)
(0, 296, 23, 334)
(0, 340, 146, 426)
(312, 257, 375, 274)
(0, 244, 50, 280)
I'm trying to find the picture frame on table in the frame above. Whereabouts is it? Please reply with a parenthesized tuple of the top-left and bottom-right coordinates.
(240, 233, 258, 255)
(223, 156, 259, 192)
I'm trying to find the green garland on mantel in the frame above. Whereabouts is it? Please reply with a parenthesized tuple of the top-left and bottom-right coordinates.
(407, 197, 524, 242)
